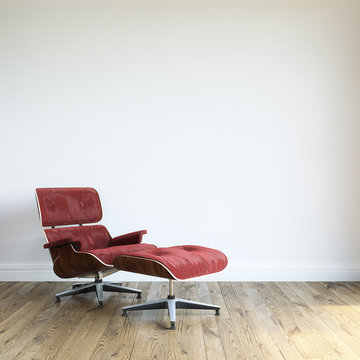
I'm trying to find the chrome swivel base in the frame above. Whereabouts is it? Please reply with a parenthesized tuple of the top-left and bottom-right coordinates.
(55, 274, 142, 307)
(121, 280, 220, 330)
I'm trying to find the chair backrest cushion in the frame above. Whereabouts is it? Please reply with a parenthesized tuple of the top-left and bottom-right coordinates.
(44, 225, 111, 251)
(36, 187, 102, 227)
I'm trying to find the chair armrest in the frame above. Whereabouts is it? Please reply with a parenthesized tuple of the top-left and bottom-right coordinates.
(43, 238, 80, 249)
(110, 230, 147, 246)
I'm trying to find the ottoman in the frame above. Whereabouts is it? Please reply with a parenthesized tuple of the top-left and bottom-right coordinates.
(113, 245, 227, 330)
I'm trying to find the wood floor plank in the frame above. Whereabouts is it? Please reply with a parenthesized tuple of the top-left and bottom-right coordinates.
(207, 282, 247, 360)
(249, 282, 333, 359)
(243, 283, 303, 360)
(53, 282, 142, 360)
(231, 282, 285, 360)
(0, 282, 24, 300)
(12, 295, 73, 360)
(5, 282, 71, 360)
(2, 281, 360, 360)
(325, 282, 360, 316)
(89, 281, 151, 360)
(0, 282, 69, 324)
(127, 281, 172, 359)
(207, 281, 230, 319)
(0, 282, 69, 360)
(173, 281, 207, 360)
(265, 282, 342, 360)
(292, 282, 360, 355)
(310, 282, 360, 329)
(340, 282, 360, 295)
(277, 282, 359, 360)
(306, 282, 360, 339)
(0, 282, 37, 314)
(348, 282, 360, 290)
(0, 283, 37, 321)
(16, 284, 97, 360)
(196, 282, 226, 360)
(159, 280, 189, 360)
(19, 281, 126, 360)
(219, 282, 268, 359)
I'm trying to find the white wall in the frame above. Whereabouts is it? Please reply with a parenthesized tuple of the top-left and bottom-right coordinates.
(1, 0, 360, 281)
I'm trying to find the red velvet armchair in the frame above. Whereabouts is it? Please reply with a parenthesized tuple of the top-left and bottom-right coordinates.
(36, 187, 228, 329)
(35, 187, 155, 307)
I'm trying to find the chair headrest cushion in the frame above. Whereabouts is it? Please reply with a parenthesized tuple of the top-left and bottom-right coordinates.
(35, 187, 102, 227)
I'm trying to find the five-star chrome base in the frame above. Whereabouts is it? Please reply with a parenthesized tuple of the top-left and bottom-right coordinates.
(55, 272, 142, 307)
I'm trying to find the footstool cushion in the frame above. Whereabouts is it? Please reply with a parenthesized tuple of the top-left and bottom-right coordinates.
(113, 245, 227, 280)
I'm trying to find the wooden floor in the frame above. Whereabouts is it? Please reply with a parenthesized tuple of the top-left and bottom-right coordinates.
(1, 282, 360, 360)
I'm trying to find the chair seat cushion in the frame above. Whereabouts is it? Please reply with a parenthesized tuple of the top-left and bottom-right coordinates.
(113, 245, 228, 280)
(83, 243, 157, 266)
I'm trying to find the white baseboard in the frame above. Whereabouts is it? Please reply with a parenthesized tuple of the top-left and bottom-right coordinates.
(1, 262, 360, 282)
(220, 263, 360, 282)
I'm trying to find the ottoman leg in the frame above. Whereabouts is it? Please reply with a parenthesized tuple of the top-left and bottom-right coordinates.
(122, 299, 168, 316)
(167, 298, 177, 330)
(176, 298, 220, 315)
(95, 280, 104, 308)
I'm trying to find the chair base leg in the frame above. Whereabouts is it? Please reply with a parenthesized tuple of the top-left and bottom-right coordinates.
(122, 280, 220, 330)
(55, 280, 142, 306)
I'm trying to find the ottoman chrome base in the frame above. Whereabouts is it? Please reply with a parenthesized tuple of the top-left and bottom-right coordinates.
(122, 280, 219, 330)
